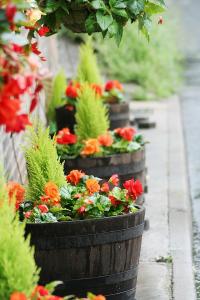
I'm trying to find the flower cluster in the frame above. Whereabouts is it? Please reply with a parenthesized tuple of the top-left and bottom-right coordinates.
(20, 170, 143, 223)
(64, 79, 123, 107)
(0, 1, 50, 133)
(10, 285, 105, 300)
(56, 127, 144, 159)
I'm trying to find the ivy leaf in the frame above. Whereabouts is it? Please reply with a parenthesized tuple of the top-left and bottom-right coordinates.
(96, 10, 113, 31)
(91, 0, 106, 10)
(111, 8, 128, 18)
(85, 14, 98, 34)
(128, 0, 145, 15)
(145, 2, 165, 14)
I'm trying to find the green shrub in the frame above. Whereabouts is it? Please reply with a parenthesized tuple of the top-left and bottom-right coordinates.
(24, 124, 66, 202)
(75, 84, 109, 141)
(46, 69, 67, 122)
(96, 18, 182, 99)
(0, 169, 38, 298)
(76, 38, 102, 84)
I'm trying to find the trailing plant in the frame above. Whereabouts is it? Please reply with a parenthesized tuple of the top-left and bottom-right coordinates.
(35, 0, 166, 44)
(0, 170, 39, 299)
(75, 84, 109, 141)
(46, 69, 67, 123)
(96, 20, 182, 99)
(77, 39, 102, 84)
(20, 170, 143, 223)
(24, 124, 66, 202)
(56, 126, 144, 159)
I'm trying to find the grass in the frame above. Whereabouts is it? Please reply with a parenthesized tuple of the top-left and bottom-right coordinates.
(95, 17, 182, 100)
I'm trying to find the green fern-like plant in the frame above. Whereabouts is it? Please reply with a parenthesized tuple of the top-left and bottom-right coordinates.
(24, 124, 66, 202)
(76, 38, 102, 84)
(0, 169, 39, 298)
(75, 84, 109, 141)
(46, 69, 67, 122)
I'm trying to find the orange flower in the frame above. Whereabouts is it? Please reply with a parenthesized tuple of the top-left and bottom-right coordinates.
(93, 296, 106, 300)
(66, 170, 85, 185)
(98, 133, 113, 147)
(91, 83, 103, 97)
(10, 292, 27, 300)
(81, 139, 100, 156)
(86, 178, 100, 194)
(44, 181, 60, 205)
(7, 181, 25, 210)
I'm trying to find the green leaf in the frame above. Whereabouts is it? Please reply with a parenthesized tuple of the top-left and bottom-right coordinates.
(111, 8, 128, 18)
(60, 186, 71, 200)
(127, 141, 141, 152)
(145, 2, 165, 14)
(96, 11, 113, 31)
(91, 0, 106, 9)
(85, 14, 97, 34)
(114, 23, 123, 46)
(128, 0, 145, 15)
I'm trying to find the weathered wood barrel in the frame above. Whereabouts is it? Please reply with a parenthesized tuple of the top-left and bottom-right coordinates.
(26, 206, 145, 299)
(55, 104, 76, 132)
(55, 102, 130, 132)
(109, 102, 130, 130)
(63, 148, 146, 205)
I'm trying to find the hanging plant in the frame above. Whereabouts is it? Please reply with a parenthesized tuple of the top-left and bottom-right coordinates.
(36, 0, 166, 44)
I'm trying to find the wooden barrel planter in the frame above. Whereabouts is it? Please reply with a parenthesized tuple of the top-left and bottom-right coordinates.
(55, 105, 76, 132)
(109, 102, 130, 130)
(63, 148, 146, 205)
(55, 102, 130, 132)
(26, 206, 145, 299)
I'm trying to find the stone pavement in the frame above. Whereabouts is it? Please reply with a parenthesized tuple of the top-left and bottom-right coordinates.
(131, 98, 196, 300)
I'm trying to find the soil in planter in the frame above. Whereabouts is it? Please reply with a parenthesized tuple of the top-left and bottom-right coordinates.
(26, 206, 145, 300)
(63, 149, 147, 205)
(55, 102, 130, 132)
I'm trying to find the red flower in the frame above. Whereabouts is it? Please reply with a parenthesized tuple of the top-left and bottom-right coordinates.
(109, 195, 121, 207)
(105, 80, 123, 92)
(38, 26, 50, 36)
(66, 105, 74, 111)
(5, 4, 17, 23)
(30, 97, 38, 113)
(66, 170, 85, 185)
(31, 42, 41, 56)
(115, 127, 136, 141)
(109, 174, 119, 186)
(38, 204, 49, 213)
(158, 16, 163, 24)
(12, 44, 24, 53)
(56, 128, 77, 145)
(24, 211, 32, 219)
(78, 206, 86, 214)
(101, 182, 110, 193)
(34, 285, 49, 296)
(66, 83, 80, 99)
(123, 179, 143, 201)
(0, 98, 20, 126)
(5, 114, 32, 133)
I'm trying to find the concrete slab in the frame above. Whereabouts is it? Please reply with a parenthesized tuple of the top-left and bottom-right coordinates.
(132, 98, 196, 300)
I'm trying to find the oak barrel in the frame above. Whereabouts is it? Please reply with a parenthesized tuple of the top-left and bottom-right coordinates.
(109, 102, 130, 130)
(55, 105, 76, 132)
(26, 206, 145, 299)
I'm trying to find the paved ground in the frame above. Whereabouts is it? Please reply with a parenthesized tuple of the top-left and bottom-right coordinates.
(131, 98, 196, 300)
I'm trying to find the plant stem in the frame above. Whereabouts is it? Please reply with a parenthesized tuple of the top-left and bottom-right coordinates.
(11, 133, 23, 184)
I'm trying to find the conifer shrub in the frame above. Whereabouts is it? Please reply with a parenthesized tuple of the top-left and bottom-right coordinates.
(0, 169, 38, 298)
(76, 39, 102, 85)
(46, 69, 67, 122)
(24, 124, 66, 202)
(75, 84, 109, 142)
